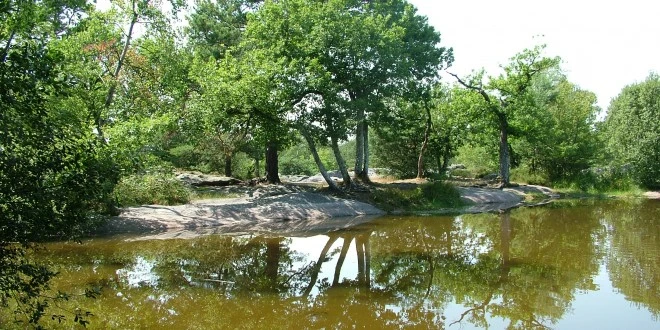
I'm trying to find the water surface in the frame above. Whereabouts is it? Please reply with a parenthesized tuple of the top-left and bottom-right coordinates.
(29, 199, 660, 328)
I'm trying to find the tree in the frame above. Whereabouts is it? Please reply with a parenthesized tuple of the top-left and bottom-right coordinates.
(1, 0, 116, 325)
(187, 0, 263, 60)
(449, 45, 559, 186)
(243, 0, 452, 187)
(603, 73, 660, 189)
(520, 75, 600, 182)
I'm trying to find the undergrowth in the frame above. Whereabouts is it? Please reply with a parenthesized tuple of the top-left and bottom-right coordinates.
(114, 173, 191, 206)
(371, 181, 463, 211)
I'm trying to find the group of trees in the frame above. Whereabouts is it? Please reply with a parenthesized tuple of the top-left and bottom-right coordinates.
(1, 0, 659, 325)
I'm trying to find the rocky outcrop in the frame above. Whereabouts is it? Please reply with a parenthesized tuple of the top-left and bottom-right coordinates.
(104, 190, 385, 236)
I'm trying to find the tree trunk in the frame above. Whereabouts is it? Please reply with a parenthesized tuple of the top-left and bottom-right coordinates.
(265, 237, 282, 291)
(300, 128, 340, 191)
(224, 154, 233, 177)
(500, 212, 512, 279)
(442, 142, 451, 172)
(363, 233, 371, 289)
(333, 236, 353, 286)
(265, 141, 280, 184)
(498, 115, 510, 186)
(1, 29, 15, 62)
(356, 237, 366, 286)
(355, 114, 365, 177)
(98, 8, 138, 142)
(417, 106, 432, 179)
(362, 123, 370, 182)
(331, 134, 352, 187)
(303, 235, 339, 297)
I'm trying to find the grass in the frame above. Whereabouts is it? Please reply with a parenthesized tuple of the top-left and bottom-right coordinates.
(113, 172, 191, 206)
(553, 186, 645, 199)
(370, 181, 464, 212)
(190, 188, 243, 200)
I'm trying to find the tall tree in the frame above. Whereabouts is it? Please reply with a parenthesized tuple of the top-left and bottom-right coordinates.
(187, 0, 263, 60)
(603, 73, 660, 189)
(449, 45, 559, 186)
(243, 0, 452, 188)
(520, 75, 600, 182)
(1, 0, 116, 325)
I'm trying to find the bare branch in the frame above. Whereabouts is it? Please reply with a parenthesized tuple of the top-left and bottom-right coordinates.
(447, 71, 493, 105)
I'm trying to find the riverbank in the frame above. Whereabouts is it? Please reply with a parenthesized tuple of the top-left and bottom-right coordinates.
(103, 179, 561, 236)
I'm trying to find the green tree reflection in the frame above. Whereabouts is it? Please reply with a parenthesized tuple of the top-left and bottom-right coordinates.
(600, 200, 660, 318)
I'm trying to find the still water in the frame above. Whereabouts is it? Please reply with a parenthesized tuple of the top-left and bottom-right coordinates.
(35, 199, 659, 328)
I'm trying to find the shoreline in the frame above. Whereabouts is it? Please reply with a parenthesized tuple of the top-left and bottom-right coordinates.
(102, 183, 562, 237)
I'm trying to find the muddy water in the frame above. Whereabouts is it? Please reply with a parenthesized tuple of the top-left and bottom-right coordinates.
(30, 199, 660, 328)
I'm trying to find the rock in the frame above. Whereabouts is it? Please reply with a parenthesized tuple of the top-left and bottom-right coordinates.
(176, 172, 243, 187)
(448, 164, 466, 170)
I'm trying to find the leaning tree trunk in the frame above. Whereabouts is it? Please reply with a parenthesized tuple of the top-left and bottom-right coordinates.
(265, 141, 280, 184)
(331, 135, 352, 187)
(326, 118, 352, 187)
(303, 235, 339, 297)
(300, 128, 340, 191)
(498, 116, 510, 186)
(417, 106, 432, 179)
(333, 236, 353, 286)
(98, 7, 138, 142)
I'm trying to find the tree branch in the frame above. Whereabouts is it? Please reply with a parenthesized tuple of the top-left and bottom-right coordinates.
(447, 71, 493, 104)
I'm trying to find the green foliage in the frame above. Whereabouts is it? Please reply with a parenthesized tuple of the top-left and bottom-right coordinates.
(167, 144, 202, 169)
(279, 138, 342, 175)
(454, 145, 498, 178)
(554, 167, 638, 193)
(1, 1, 118, 325)
(510, 166, 549, 186)
(113, 173, 191, 207)
(603, 73, 660, 189)
(371, 182, 463, 211)
(516, 75, 600, 182)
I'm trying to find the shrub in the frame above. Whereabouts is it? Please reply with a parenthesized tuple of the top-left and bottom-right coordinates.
(280, 160, 316, 176)
(455, 144, 498, 178)
(114, 173, 190, 206)
(510, 166, 549, 186)
(553, 166, 637, 193)
(168, 144, 201, 169)
(371, 181, 463, 211)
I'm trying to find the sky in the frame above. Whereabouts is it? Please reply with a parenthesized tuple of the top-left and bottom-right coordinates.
(407, 0, 660, 111)
(97, 0, 660, 111)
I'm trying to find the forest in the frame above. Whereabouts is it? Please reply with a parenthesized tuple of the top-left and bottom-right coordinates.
(1, 0, 659, 326)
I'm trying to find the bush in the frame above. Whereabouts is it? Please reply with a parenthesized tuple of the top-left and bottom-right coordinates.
(510, 166, 549, 186)
(455, 144, 498, 178)
(114, 173, 190, 206)
(168, 144, 201, 169)
(553, 166, 637, 193)
(280, 160, 316, 176)
(372, 181, 463, 211)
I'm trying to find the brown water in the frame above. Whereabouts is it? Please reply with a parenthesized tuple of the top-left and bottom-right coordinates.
(24, 199, 660, 328)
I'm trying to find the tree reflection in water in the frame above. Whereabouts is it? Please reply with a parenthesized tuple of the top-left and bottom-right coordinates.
(26, 200, 660, 328)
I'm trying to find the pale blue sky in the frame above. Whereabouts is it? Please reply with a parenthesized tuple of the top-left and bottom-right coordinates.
(408, 0, 660, 111)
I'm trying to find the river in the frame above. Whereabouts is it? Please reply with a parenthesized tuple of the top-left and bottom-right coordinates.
(20, 199, 660, 328)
